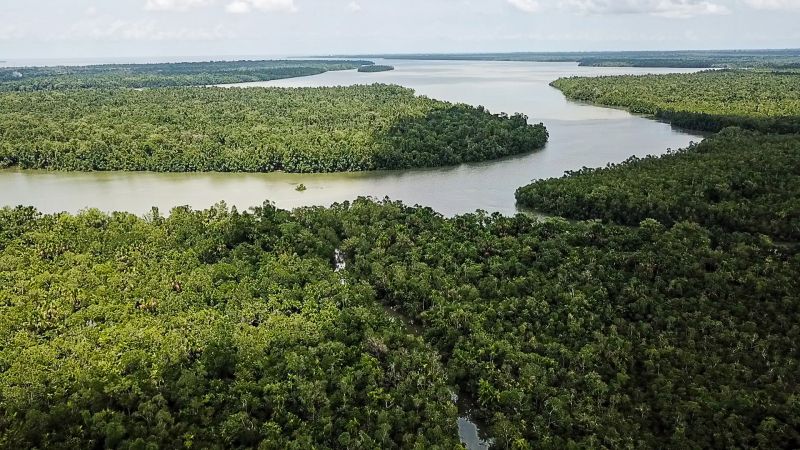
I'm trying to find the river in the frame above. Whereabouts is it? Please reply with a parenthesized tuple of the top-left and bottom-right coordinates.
(1, 59, 705, 448)
(0, 60, 702, 216)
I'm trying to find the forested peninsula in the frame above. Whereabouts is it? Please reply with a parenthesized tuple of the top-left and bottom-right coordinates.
(0, 60, 372, 91)
(551, 69, 800, 133)
(518, 70, 800, 226)
(516, 128, 800, 240)
(0, 84, 547, 172)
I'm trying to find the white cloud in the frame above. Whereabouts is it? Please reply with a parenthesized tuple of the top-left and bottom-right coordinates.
(507, 0, 542, 12)
(225, 0, 252, 12)
(0, 24, 25, 41)
(144, 0, 213, 11)
(509, 0, 729, 17)
(144, 0, 296, 14)
(566, 0, 730, 17)
(744, 0, 800, 9)
(347, 1, 362, 12)
(61, 18, 233, 41)
(224, 0, 297, 13)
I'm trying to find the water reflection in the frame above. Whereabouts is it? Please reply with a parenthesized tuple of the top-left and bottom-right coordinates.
(453, 391, 494, 450)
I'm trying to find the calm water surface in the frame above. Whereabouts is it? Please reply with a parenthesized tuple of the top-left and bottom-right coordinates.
(0, 60, 703, 215)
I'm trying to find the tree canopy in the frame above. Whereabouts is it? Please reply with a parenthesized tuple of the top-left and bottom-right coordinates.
(0, 84, 547, 172)
(2, 198, 798, 448)
(0, 202, 462, 449)
(516, 128, 800, 240)
(551, 70, 800, 133)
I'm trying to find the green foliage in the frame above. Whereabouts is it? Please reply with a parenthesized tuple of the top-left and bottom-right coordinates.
(516, 128, 800, 240)
(3, 51, 798, 449)
(508, 66, 800, 446)
(325, 198, 800, 448)
(0, 60, 372, 91)
(0, 84, 547, 172)
(0, 203, 461, 449)
(376, 106, 547, 170)
(2, 197, 799, 447)
(358, 65, 395, 73)
(551, 70, 800, 133)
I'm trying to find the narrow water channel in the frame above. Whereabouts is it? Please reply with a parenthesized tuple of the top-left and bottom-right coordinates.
(382, 304, 492, 449)
(335, 248, 491, 448)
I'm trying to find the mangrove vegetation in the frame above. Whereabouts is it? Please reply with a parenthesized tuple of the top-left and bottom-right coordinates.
(0, 84, 547, 172)
(516, 128, 800, 240)
(2, 54, 799, 449)
(1, 196, 798, 448)
(551, 69, 800, 133)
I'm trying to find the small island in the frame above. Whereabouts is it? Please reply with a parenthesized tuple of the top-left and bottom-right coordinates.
(358, 64, 395, 73)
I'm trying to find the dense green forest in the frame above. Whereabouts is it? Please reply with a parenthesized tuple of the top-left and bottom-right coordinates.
(506, 66, 800, 446)
(336, 199, 800, 448)
(0, 202, 462, 449)
(3, 53, 799, 449)
(516, 128, 800, 240)
(551, 70, 800, 133)
(2, 198, 798, 448)
(358, 65, 395, 73)
(343, 49, 800, 68)
(0, 60, 372, 91)
(0, 84, 547, 172)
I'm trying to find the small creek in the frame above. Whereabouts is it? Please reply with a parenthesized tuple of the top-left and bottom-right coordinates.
(333, 248, 492, 450)
(335, 249, 492, 448)
(382, 305, 493, 449)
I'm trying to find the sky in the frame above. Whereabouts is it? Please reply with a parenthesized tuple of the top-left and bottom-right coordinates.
(1, 0, 799, 60)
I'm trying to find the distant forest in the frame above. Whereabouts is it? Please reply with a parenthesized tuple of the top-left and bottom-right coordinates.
(0, 59, 373, 91)
(358, 65, 395, 73)
(339, 49, 800, 68)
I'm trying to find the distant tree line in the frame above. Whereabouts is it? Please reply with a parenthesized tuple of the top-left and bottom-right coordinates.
(358, 65, 395, 73)
(0, 59, 373, 91)
(342, 49, 800, 68)
(551, 70, 800, 133)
